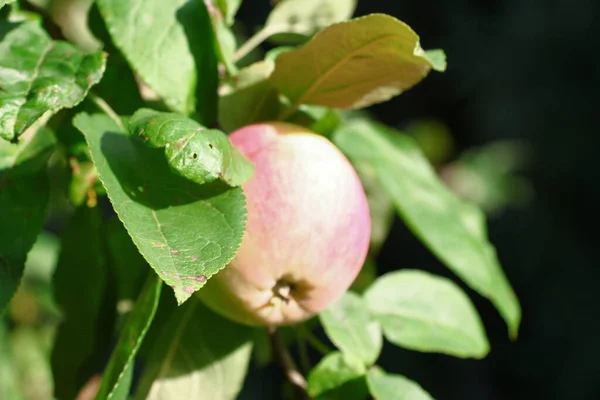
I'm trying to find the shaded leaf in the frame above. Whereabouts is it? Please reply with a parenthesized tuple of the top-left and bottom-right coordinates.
(134, 299, 253, 400)
(364, 270, 489, 358)
(218, 60, 281, 132)
(307, 351, 367, 400)
(270, 14, 446, 116)
(366, 367, 433, 400)
(96, 0, 217, 120)
(334, 119, 521, 338)
(106, 218, 149, 303)
(265, 0, 356, 38)
(51, 206, 107, 400)
(129, 109, 253, 187)
(0, 126, 55, 313)
(94, 275, 162, 400)
(74, 113, 247, 305)
(0, 20, 106, 141)
(320, 292, 382, 366)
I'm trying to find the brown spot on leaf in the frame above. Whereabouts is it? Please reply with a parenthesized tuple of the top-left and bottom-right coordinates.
(184, 286, 195, 294)
(153, 242, 163, 248)
(190, 256, 198, 262)
(171, 249, 181, 255)
(189, 275, 207, 283)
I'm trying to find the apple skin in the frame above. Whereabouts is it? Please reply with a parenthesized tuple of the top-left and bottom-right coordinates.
(198, 122, 371, 326)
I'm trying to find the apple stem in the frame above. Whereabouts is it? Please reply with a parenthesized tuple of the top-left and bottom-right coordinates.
(269, 327, 309, 397)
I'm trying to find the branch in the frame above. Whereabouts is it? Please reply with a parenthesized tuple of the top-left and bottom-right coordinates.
(269, 327, 309, 398)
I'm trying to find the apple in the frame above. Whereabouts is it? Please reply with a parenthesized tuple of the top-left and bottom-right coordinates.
(198, 122, 371, 326)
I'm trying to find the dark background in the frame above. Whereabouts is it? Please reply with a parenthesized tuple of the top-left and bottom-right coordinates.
(237, 1, 600, 399)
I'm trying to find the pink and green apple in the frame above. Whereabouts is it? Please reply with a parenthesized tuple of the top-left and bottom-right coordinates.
(198, 123, 371, 326)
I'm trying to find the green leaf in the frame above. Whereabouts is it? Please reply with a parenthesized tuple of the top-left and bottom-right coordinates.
(218, 60, 281, 132)
(270, 14, 446, 118)
(129, 108, 254, 187)
(0, 125, 55, 313)
(364, 270, 489, 358)
(353, 160, 394, 255)
(0, 20, 106, 141)
(206, 1, 238, 75)
(366, 367, 434, 400)
(320, 292, 382, 366)
(334, 119, 521, 338)
(74, 113, 247, 305)
(307, 351, 368, 400)
(134, 299, 253, 400)
(0, 322, 24, 400)
(265, 0, 356, 38)
(51, 206, 107, 400)
(96, 0, 218, 120)
(94, 275, 162, 400)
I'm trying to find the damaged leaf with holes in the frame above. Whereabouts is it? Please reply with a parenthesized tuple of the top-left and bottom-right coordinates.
(129, 109, 254, 187)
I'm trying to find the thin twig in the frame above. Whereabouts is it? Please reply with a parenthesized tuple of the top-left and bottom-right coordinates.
(88, 92, 125, 131)
(269, 327, 309, 397)
(233, 26, 279, 63)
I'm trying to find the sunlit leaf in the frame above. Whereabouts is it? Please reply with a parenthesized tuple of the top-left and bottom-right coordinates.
(365, 270, 489, 358)
(320, 292, 382, 366)
(0, 20, 106, 141)
(74, 113, 247, 304)
(307, 351, 367, 400)
(129, 109, 253, 187)
(271, 14, 446, 116)
(265, 0, 356, 38)
(134, 299, 253, 400)
(366, 366, 434, 400)
(96, 0, 217, 121)
(334, 119, 521, 338)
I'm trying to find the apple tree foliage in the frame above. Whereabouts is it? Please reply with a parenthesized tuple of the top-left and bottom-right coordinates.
(0, 1, 520, 399)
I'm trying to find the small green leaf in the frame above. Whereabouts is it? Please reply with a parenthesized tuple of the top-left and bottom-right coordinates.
(366, 367, 434, 400)
(218, 60, 282, 132)
(320, 292, 382, 366)
(265, 0, 356, 38)
(0, 20, 106, 141)
(94, 275, 162, 400)
(96, 0, 217, 119)
(51, 206, 107, 400)
(334, 119, 521, 338)
(0, 125, 55, 313)
(134, 299, 253, 400)
(270, 14, 445, 116)
(364, 270, 489, 358)
(307, 351, 367, 400)
(74, 113, 247, 305)
(129, 108, 254, 187)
